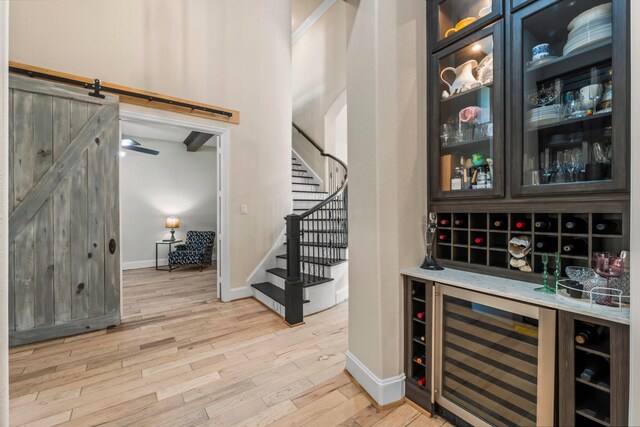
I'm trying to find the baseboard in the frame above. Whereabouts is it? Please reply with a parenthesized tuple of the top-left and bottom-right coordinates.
(222, 285, 254, 302)
(336, 285, 349, 304)
(122, 259, 166, 270)
(345, 350, 406, 406)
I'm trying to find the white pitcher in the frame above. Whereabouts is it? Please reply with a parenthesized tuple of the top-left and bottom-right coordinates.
(440, 59, 479, 96)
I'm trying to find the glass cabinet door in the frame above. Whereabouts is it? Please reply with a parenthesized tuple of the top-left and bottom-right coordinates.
(512, 0, 629, 196)
(431, 23, 504, 199)
(428, 0, 503, 52)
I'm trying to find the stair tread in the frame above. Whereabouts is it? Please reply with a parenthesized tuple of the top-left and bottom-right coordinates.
(266, 268, 333, 287)
(292, 190, 328, 194)
(292, 163, 302, 166)
(293, 182, 320, 186)
(251, 282, 285, 305)
(292, 175, 313, 179)
(276, 254, 347, 266)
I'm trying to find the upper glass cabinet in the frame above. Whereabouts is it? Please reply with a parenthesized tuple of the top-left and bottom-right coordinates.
(429, 0, 503, 52)
(430, 23, 504, 200)
(511, 0, 629, 196)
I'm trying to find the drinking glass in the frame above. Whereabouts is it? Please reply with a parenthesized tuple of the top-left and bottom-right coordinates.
(440, 123, 453, 147)
(594, 253, 624, 306)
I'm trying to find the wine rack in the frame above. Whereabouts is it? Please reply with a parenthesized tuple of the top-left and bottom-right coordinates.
(559, 311, 629, 427)
(404, 278, 433, 413)
(435, 211, 626, 283)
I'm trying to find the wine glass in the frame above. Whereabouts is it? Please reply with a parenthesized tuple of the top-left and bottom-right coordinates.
(590, 67, 601, 115)
(594, 253, 624, 306)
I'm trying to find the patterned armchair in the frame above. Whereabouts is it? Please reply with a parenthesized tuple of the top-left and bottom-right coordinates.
(168, 231, 216, 271)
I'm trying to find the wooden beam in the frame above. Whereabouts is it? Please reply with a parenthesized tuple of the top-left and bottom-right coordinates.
(183, 131, 214, 152)
(8, 61, 240, 125)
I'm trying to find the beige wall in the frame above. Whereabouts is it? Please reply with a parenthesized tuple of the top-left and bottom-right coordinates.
(346, 0, 426, 379)
(292, 0, 352, 178)
(8, 0, 292, 295)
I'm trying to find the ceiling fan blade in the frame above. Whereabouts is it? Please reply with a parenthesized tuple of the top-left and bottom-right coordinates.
(124, 145, 160, 156)
(121, 138, 141, 147)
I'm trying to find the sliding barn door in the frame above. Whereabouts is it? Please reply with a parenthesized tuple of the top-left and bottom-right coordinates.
(8, 75, 121, 346)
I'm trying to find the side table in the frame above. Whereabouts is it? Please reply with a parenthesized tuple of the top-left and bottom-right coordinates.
(156, 240, 183, 271)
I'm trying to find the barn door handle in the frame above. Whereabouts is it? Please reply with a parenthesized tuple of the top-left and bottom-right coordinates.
(109, 239, 117, 254)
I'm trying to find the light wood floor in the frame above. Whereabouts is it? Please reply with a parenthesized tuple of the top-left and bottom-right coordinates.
(9, 267, 448, 426)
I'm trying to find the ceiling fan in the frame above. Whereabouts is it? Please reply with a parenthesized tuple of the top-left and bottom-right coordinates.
(121, 138, 159, 156)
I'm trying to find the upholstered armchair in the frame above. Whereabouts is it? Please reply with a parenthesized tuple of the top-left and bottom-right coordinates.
(168, 231, 215, 271)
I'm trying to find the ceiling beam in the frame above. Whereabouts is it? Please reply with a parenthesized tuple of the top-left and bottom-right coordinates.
(183, 131, 214, 152)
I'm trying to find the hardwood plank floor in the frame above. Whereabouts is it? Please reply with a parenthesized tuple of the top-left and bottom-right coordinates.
(9, 267, 448, 426)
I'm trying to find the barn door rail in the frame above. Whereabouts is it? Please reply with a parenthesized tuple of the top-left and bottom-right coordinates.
(9, 61, 239, 123)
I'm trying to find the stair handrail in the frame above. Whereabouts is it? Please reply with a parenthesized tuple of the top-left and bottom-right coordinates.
(291, 122, 348, 217)
(284, 123, 348, 326)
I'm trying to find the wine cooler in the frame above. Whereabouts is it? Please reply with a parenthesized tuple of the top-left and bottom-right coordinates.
(434, 285, 556, 427)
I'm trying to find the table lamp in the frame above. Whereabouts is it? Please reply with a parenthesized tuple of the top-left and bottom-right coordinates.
(165, 216, 180, 241)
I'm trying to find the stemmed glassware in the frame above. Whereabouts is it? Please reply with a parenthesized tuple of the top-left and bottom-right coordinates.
(590, 67, 601, 115)
(593, 252, 624, 306)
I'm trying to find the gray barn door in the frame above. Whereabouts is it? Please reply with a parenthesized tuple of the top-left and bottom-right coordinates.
(8, 75, 121, 346)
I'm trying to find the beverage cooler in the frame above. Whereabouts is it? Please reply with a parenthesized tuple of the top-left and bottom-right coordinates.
(434, 285, 556, 427)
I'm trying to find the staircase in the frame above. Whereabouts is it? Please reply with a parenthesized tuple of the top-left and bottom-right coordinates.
(251, 124, 348, 324)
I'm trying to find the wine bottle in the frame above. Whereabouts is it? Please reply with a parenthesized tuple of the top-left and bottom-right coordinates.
(440, 218, 450, 227)
(473, 236, 485, 245)
(514, 220, 528, 230)
(580, 355, 609, 382)
(575, 323, 605, 345)
(535, 238, 555, 252)
(438, 234, 450, 242)
(534, 220, 552, 231)
(563, 239, 587, 255)
(454, 218, 466, 227)
(493, 219, 507, 229)
(416, 312, 425, 320)
(415, 355, 426, 364)
(417, 377, 427, 386)
(564, 217, 588, 233)
(594, 220, 619, 234)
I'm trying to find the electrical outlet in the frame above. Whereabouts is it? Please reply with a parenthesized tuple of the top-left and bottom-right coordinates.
(240, 204, 248, 214)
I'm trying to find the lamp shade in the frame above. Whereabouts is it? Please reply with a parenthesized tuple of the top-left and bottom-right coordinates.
(165, 216, 180, 229)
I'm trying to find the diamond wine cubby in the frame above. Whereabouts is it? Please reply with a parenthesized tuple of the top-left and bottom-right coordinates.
(435, 211, 626, 283)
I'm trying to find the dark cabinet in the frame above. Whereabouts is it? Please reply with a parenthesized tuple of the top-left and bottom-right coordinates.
(404, 278, 434, 414)
(510, 0, 629, 197)
(558, 311, 629, 427)
(428, 0, 504, 52)
(430, 22, 504, 200)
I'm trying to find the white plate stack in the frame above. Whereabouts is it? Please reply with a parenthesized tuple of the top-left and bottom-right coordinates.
(527, 105, 562, 126)
(563, 3, 612, 56)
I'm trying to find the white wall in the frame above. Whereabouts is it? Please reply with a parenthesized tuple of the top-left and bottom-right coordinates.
(292, 0, 352, 178)
(120, 138, 216, 269)
(346, 0, 426, 395)
(9, 0, 292, 299)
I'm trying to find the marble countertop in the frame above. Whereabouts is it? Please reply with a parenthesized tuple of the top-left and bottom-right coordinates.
(401, 266, 630, 325)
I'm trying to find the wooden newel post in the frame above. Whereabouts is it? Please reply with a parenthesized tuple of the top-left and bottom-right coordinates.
(284, 214, 304, 325)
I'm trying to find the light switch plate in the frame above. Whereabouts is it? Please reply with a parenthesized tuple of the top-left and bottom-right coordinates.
(240, 204, 248, 214)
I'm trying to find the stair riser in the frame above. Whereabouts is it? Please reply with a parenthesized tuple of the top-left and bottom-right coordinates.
(293, 199, 325, 210)
(303, 281, 337, 316)
(253, 289, 285, 317)
(299, 234, 347, 246)
(298, 245, 347, 258)
(293, 193, 327, 201)
(266, 273, 286, 290)
(293, 183, 320, 192)
(275, 257, 345, 273)
(292, 171, 310, 178)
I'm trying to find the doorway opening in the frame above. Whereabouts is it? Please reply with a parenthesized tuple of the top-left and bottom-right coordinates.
(119, 108, 230, 303)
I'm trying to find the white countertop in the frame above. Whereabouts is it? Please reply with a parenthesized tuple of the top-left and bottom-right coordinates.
(401, 266, 630, 325)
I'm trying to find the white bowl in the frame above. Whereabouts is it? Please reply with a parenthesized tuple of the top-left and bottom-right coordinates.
(580, 84, 603, 108)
